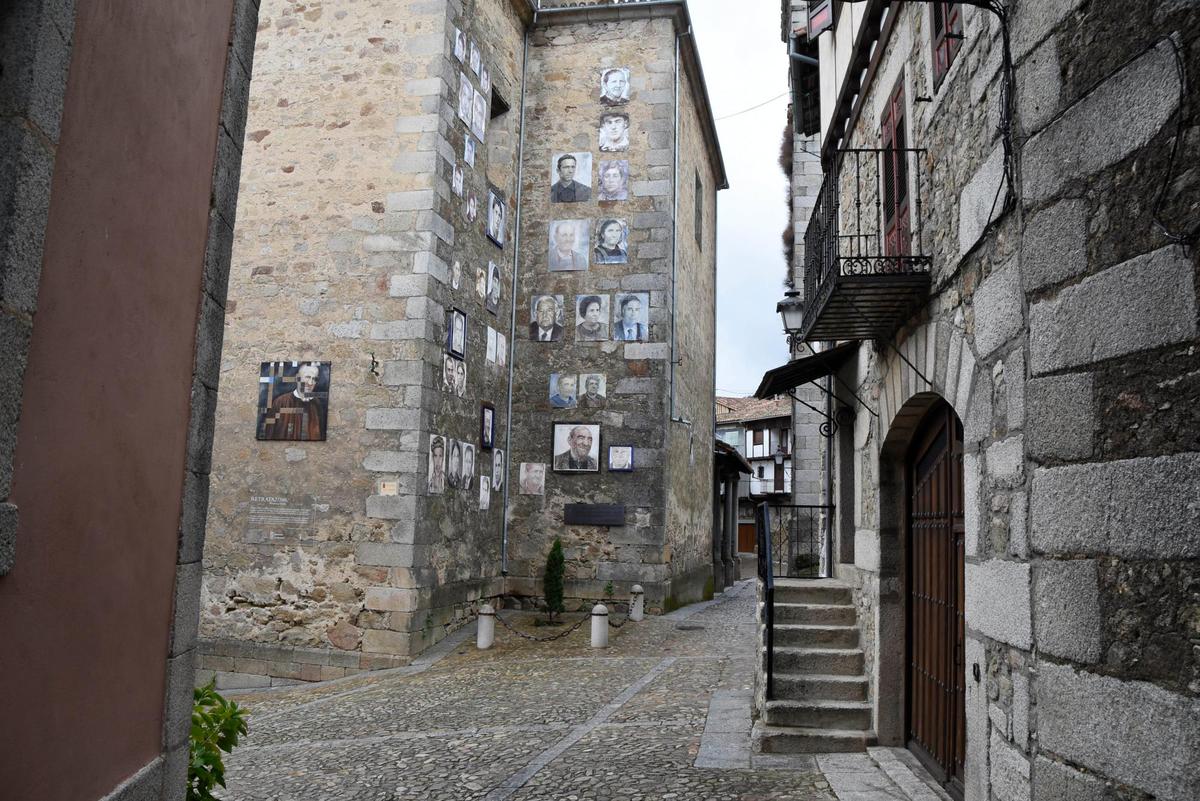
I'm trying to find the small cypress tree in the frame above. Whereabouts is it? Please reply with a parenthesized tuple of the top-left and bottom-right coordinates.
(544, 537, 565, 622)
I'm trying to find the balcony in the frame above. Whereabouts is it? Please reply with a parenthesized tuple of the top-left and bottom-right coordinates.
(800, 148, 932, 343)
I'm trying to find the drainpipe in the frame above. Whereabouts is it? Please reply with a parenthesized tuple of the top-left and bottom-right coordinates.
(500, 20, 532, 575)
(669, 25, 689, 424)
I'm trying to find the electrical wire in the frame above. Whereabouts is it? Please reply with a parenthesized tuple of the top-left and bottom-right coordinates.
(715, 90, 790, 121)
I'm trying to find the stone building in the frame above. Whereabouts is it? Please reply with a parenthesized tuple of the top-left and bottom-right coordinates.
(756, 1, 1200, 800)
(715, 396, 794, 551)
(197, 0, 726, 686)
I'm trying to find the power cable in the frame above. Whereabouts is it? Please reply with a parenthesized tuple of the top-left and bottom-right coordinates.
(715, 90, 790, 121)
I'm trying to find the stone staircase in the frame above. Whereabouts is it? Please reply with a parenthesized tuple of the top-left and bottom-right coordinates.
(754, 578, 877, 754)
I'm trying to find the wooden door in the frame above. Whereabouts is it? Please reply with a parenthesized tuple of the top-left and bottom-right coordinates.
(906, 402, 965, 796)
(737, 523, 757, 554)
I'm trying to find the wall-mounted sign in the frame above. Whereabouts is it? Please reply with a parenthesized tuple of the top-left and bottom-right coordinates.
(564, 504, 625, 527)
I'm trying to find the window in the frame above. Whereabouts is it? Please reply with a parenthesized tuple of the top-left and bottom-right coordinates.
(931, 3, 963, 88)
(779, 429, 790, 454)
(774, 462, 785, 493)
(694, 171, 704, 250)
(881, 76, 910, 258)
(807, 0, 834, 39)
(757, 466, 765, 479)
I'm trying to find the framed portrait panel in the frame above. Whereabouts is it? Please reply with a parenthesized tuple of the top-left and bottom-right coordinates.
(593, 219, 628, 264)
(480, 403, 495, 450)
(579, 373, 607, 408)
(551, 423, 600, 473)
(550, 152, 592, 203)
(549, 373, 577, 409)
(486, 188, 506, 247)
(485, 261, 501, 315)
(257, 361, 331, 442)
(519, 463, 546, 496)
(428, 433, 447, 495)
(608, 445, 634, 472)
(599, 67, 631, 106)
(547, 220, 590, 272)
(597, 160, 630, 201)
(575, 294, 610, 342)
(446, 307, 467, 358)
(612, 293, 649, 342)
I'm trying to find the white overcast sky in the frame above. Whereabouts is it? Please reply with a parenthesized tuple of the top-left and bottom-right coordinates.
(690, 0, 792, 397)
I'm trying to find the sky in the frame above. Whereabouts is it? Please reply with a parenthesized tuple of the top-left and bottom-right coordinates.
(690, 0, 793, 398)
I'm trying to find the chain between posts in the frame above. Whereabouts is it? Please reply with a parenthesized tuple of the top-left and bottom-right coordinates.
(492, 608, 591, 642)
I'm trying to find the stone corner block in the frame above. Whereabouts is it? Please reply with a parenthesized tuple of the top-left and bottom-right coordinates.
(965, 559, 1032, 649)
(1021, 197, 1087, 293)
(356, 542, 414, 568)
(1032, 559, 1101, 663)
(1025, 372, 1093, 462)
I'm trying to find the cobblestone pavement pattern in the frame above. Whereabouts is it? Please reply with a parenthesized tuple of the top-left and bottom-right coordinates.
(219, 582, 942, 801)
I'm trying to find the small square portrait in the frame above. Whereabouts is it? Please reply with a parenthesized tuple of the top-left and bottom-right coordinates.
(599, 67, 631, 106)
(549, 373, 578, 409)
(608, 445, 634, 472)
(451, 259, 462, 290)
(428, 434, 447, 495)
(593, 219, 628, 264)
(613, 293, 649, 342)
(548, 219, 590, 272)
(485, 261, 502, 315)
(575, 294, 610, 342)
(469, 40, 481, 74)
(476, 264, 487, 298)
(464, 137, 476, 166)
(486, 189, 506, 247)
(599, 111, 630, 152)
(457, 72, 473, 124)
(519, 463, 546, 496)
(550, 152, 592, 203)
(466, 191, 478, 222)
(597, 160, 630, 201)
(452, 164, 464, 197)
(446, 307, 467, 358)
(454, 28, 467, 62)
(257, 361, 331, 441)
(481, 403, 495, 450)
(480, 65, 491, 95)
(461, 442, 476, 490)
(479, 477, 491, 510)
(492, 449, 505, 491)
(496, 332, 507, 368)
(552, 423, 601, 473)
(486, 326, 497, 364)
(579, 373, 607, 408)
(529, 294, 564, 341)
(471, 87, 488, 141)
(447, 439, 464, 489)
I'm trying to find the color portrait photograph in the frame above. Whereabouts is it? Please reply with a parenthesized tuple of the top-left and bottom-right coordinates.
(575, 294, 610, 342)
(547, 219, 590, 272)
(549, 373, 577, 409)
(599, 111, 630, 152)
(608, 445, 634, 472)
(486, 261, 501, 314)
(257, 361, 331, 442)
(597, 160, 630, 201)
(599, 67, 630, 106)
(519, 463, 546, 496)
(593, 219, 628, 264)
(579, 373, 607, 408)
(529, 294, 564, 341)
(612, 293, 649, 342)
(427, 434, 447, 495)
(551, 423, 601, 473)
(550, 152, 592, 203)
(487, 189, 506, 247)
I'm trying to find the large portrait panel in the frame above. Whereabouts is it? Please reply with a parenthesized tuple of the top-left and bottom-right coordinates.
(551, 423, 601, 473)
(612, 293, 650, 342)
(599, 111, 630, 152)
(597, 160, 630, 201)
(575, 294, 610, 342)
(548, 220, 590, 272)
(257, 361, 331, 442)
(529, 294, 565, 341)
(599, 67, 631, 106)
(593, 219, 628, 264)
(550, 152, 592, 203)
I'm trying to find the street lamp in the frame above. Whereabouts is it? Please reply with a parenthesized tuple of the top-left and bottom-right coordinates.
(773, 445, 787, 467)
(777, 290, 805, 352)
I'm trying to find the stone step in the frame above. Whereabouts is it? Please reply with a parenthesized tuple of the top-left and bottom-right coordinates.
(763, 699, 873, 730)
(773, 581, 853, 606)
(753, 721, 877, 754)
(770, 602, 857, 625)
(772, 672, 869, 702)
(772, 623, 860, 648)
(767, 647, 864, 676)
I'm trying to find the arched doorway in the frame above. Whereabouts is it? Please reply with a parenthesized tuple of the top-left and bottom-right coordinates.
(905, 400, 965, 796)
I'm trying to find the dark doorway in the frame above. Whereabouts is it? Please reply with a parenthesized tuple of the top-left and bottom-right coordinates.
(905, 401, 965, 797)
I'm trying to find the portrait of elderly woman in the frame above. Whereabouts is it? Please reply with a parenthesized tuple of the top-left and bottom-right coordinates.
(597, 160, 629, 201)
(257, 361, 331, 442)
(599, 67, 630, 105)
(593, 219, 628, 264)
(575, 294, 610, 342)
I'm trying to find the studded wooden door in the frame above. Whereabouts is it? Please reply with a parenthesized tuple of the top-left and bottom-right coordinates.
(906, 402, 965, 796)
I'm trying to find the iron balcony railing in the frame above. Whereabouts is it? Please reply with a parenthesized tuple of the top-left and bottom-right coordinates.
(801, 148, 933, 343)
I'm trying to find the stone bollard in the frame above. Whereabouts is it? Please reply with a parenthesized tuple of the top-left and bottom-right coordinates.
(630, 585, 645, 622)
(477, 604, 495, 650)
(591, 604, 609, 648)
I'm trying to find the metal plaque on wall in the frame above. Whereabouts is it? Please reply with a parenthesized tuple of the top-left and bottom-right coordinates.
(564, 503, 625, 527)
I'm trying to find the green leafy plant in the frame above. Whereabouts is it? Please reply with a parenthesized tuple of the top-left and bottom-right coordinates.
(544, 537, 565, 622)
(189, 680, 249, 801)
(603, 580, 615, 600)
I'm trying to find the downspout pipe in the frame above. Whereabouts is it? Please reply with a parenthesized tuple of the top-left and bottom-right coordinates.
(669, 25, 690, 424)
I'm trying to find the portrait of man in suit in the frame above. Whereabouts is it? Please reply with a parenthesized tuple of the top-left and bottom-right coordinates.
(548, 220, 590, 272)
(550, 153, 592, 203)
(613, 294, 648, 342)
(529, 295, 564, 341)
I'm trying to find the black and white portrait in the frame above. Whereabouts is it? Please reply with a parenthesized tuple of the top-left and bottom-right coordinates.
(579, 373, 607, 408)
(485, 261, 501, 315)
(464, 137, 476, 167)
(454, 357, 467, 398)
(428, 434, 447, 495)
(550, 152, 592, 203)
(548, 219, 590, 272)
(476, 264, 487, 298)
(471, 88, 488, 141)
(529, 294, 564, 341)
(519, 463, 546, 496)
(454, 28, 467, 62)
(481, 403, 495, 450)
(613, 293, 649, 342)
(479, 477, 491, 509)
(496, 331, 507, 368)
(486, 326, 497, 364)
(593, 219, 628, 264)
(442, 353, 457, 393)
(492, 449, 505, 491)
(480, 64, 491, 95)
(599, 111, 630, 152)
(466, 191, 478, 222)
(469, 40, 481, 74)
(458, 72, 473, 125)
(599, 67, 631, 106)
(552, 423, 601, 473)
(608, 445, 634, 472)
(487, 189, 506, 247)
(597, 160, 630, 201)
(452, 164, 464, 197)
(575, 294, 610, 342)
(451, 260, 462, 290)
(446, 308, 467, 358)
(461, 442, 476, 490)
(549, 373, 577, 409)
(447, 439, 464, 489)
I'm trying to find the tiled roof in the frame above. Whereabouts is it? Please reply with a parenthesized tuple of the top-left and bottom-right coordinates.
(715, 395, 791, 425)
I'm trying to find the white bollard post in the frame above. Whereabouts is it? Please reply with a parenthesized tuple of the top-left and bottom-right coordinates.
(591, 604, 609, 648)
(630, 585, 645, 622)
(477, 604, 495, 650)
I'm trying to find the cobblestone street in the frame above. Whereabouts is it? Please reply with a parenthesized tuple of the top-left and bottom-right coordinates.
(219, 582, 950, 801)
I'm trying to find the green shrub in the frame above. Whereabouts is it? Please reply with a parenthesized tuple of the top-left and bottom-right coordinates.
(189, 681, 248, 801)
(544, 537, 565, 622)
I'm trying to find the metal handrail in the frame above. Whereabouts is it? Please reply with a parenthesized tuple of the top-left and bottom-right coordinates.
(755, 502, 775, 701)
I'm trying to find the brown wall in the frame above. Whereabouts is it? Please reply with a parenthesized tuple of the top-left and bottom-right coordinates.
(0, 0, 235, 798)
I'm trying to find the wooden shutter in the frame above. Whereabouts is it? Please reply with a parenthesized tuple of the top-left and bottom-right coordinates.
(932, 3, 963, 87)
(881, 77, 910, 258)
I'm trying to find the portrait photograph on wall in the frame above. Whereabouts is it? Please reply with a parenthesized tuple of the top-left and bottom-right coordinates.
(575, 294, 610, 342)
(552, 423, 601, 473)
(481, 403, 495, 450)
(612, 293, 649, 342)
(487, 189, 506, 247)
(461, 442, 476, 490)
(579, 373, 607, 407)
(550, 152, 592, 203)
(454, 28, 467, 62)
(479, 478, 491, 510)
(480, 64, 491, 95)
(464, 137, 475, 166)
(443, 354, 466, 398)
(471, 87, 488, 141)
(469, 40, 481, 74)
(447, 439, 464, 489)
(599, 111, 630, 152)
(549, 373, 578, 409)
(486, 261, 502, 315)
(593, 219, 628, 264)
(451, 260, 462, 290)
(496, 331, 507, 368)
(454, 358, 467, 397)
(458, 72, 473, 124)
(597, 160, 630, 201)
(428, 434, 447, 495)
(608, 445, 634, 472)
(486, 326, 497, 364)
(446, 308, 467, 358)
(476, 264, 487, 298)
(529, 294, 564, 341)
(492, 449, 505, 491)
(452, 164, 464, 197)
(466, 191, 478, 222)
(256, 361, 331, 442)
(519, 463, 546, 496)
(548, 220, 590, 272)
(599, 67, 631, 105)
